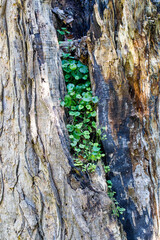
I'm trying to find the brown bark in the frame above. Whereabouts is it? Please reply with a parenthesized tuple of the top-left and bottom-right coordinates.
(87, 1, 160, 239)
(1, 0, 160, 239)
(0, 1, 124, 239)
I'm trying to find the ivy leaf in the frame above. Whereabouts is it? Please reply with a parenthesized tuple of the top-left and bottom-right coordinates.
(83, 92, 92, 102)
(65, 74, 71, 80)
(63, 67, 71, 73)
(83, 130, 90, 135)
(91, 111, 96, 117)
(84, 118, 90, 123)
(67, 83, 75, 92)
(92, 145, 101, 152)
(79, 144, 85, 149)
(70, 91, 75, 96)
(74, 112, 81, 117)
(69, 111, 75, 116)
(75, 147, 81, 153)
(83, 131, 90, 139)
(75, 75, 80, 80)
(79, 65, 88, 74)
(67, 124, 74, 132)
(86, 105, 92, 110)
(78, 105, 84, 110)
(60, 101, 65, 107)
(107, 180, 112, 185)
(88, 126, 92, 132)
(82, 74, 88, 80)
(75, 85, 81, 91)
(74, 129, 82, 136)
(72, 70, 83, 80)
(84, 135, 90, 139)
(97, 129, 101, 135)
(76, 94, 81, 99)
(90, 154, 96, 161)
(74, 160, 83, 166)
(85, 81, 90, 86)
(69, 63, 77, 70)
(92, 96, 99, 103)
(62, 53, 71, 58)
(104, 166, 110, 173)
(71, 141, 77, 147)
(92, 121, 97, 128)
(57, 30, 65, 35)
(71, 106, 77, 110)
(69, 111, 80, 117)
(73, 133, 81, 140)
(119, 208, 126, 213)
(69, 59, 76, 64)
(62, 62, 69, 68)
(64, 95, 72, 107)
(87, 163, 96, 172)
(77, 61, 84, 68)
(75, 123, 83, 129)
(69, 135, 74, 139)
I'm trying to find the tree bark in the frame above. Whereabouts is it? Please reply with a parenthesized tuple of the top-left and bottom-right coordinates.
(87, 0, 160, 239)
(1, 0, 160, 239)
(0, 1, 124, 239)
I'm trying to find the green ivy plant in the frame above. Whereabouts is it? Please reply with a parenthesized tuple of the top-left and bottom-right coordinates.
(107, 180, 125, 217)
(58, 28, 125, 217)
(61, 54, 104, 172)
(57, 27, 70, 42)
(57, 27, 70, 36)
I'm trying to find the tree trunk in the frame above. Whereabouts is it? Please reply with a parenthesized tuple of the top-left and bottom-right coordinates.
(0, 1, 124, 239)
(0, 0, 160, 239)
(87, 1, 160, 240)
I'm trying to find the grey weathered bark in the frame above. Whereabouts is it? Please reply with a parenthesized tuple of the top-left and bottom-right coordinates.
(87, 0, 160, 239)
(0, 1, 125, 239)
(1, 0, 160, 239)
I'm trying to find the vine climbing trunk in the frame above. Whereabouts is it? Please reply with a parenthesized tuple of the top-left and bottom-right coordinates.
(0, 0, 125, 239)
(87, 0, 160, 240)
